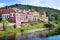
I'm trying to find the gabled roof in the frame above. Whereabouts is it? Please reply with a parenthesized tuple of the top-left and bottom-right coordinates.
(0, 9, 16, 14)
(0, 9, 10, 14)
(39, 12, 44, 15)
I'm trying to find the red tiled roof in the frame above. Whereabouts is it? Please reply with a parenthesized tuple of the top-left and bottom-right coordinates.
(30, 9, 35, 12)
(39, 12, 44, 15)
(0, 9, 16, 14)
(0, 8, 36, 14)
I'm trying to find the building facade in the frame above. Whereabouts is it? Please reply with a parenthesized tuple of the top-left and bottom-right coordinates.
(39, 12, 48, 22)
(0, 8, 48, 23)
(0, 8, 34, 23)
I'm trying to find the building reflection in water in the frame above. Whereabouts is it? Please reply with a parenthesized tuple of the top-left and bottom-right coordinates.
(0, 31, 43, 40)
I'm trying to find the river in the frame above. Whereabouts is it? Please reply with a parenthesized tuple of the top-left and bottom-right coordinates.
(0, 32, 60, 40)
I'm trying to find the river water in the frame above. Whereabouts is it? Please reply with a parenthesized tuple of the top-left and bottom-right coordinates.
(0, 32, 60, 40)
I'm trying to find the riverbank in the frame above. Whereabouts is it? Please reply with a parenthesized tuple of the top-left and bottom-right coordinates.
(0, 28, 22, 36)
(0, 28, 49, 37)
(0, 21, 60, 37)
(0, 21, 45, 36)
(0, 26, 44, 36)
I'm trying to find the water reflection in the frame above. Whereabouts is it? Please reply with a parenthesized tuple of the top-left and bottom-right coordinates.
(15, 32, 36, 40)
(15, 33, 26, 40)
(0, 32, 60, 40)
(0, 34, 15, 40)
(0, 32, 44, 40)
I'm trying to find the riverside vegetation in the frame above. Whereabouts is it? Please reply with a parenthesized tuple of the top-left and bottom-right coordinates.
(0, 20, 45, 36)
(0, 19, 60, 36)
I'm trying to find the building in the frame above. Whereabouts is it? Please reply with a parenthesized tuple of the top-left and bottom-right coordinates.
(0, 8, 48, 27)
(39, 12, 48, 22)
(0, 8, 34, 23)
(0, 8, 34, 28)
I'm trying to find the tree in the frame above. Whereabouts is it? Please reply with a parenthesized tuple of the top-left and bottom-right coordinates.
(57, 14, 60, 22)
(2, 18, 8, 30)
(0, 13, 2, 22)
(44, 22, 53, 28)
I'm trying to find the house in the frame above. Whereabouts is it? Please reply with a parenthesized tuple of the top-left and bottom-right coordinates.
(28, 9, 39, 21)
(39, 12, 48, 22)
(0, 9, 10, 20)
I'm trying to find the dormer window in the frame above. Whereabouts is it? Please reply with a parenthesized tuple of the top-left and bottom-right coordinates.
(10, 13, 14, 17)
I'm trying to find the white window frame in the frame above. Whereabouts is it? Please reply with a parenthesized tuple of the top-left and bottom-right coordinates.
(2, 14, 9, 19)
(10, 13, 14, 17)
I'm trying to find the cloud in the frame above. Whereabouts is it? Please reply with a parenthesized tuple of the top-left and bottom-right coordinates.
(18, 0, 42, 6)
(17, 0, 60, 10)
(0, 0, 60, 10)
(0, 2, 6, 8)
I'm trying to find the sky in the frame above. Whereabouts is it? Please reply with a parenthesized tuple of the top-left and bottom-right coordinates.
(0, 0, 60, 10)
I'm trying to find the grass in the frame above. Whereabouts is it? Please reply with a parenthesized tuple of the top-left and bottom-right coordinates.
(0, 21, 45, 36)
(0, 28, 22, 36)
(0, 23, 3, 27)
(21, 22, 45, 30)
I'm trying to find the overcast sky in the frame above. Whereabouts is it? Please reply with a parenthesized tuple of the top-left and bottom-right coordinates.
(0, 0, 60, 10)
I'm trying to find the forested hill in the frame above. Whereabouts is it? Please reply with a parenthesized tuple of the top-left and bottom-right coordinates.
(0, 4, 60, 14)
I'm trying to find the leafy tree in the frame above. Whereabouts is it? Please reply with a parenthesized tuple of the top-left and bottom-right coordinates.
(49, 22, 60, 35)
(2, 18, 8, 30)
(57, 14, 60, 22)
(44, 23, 53, 28)
(0, 13, 2, 22)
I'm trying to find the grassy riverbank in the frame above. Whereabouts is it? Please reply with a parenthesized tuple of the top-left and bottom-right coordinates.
(0, 28, 21, 36)
(0, 22, 45, 36)
(0, 21, 45, 36)
(0, 21, 60, 36)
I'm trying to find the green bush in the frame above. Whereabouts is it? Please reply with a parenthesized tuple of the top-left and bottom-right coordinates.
(49, 22, 60, 35)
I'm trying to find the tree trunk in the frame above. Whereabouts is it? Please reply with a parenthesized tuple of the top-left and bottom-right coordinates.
(3, 24, 6, 31)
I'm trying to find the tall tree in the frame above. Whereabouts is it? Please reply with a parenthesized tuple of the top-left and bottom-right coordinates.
(0, 13, 2, 21)
(2, 18, 8, 30)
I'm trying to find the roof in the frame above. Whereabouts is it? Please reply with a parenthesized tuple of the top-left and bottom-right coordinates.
(39, 12, 44, 15)
(0, 8, 35, 14)
(0, 9, 16, 14)
(28, 9, 35, 12)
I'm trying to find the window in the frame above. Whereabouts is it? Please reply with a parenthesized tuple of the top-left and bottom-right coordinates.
(7, 15, 9, 18)
(10, 14, 12, 16)
(2, 14, 9, 19)
(2, 15, 5, 18)
(16, 13, 18, 16)
(10, 13, 14, 17)
(16, 13, 20, 17)
(17, 17, 20, 20)
(20, 18, 23, 20)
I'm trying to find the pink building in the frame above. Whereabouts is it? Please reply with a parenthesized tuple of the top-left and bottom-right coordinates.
(0, 8, 34, 23)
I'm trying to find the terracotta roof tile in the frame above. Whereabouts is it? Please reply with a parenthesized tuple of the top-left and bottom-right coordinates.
(39, 12, 44, 15)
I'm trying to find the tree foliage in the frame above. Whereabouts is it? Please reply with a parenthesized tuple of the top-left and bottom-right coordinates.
(0, 13, 2, 21)
(2, 18, 8, 30)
